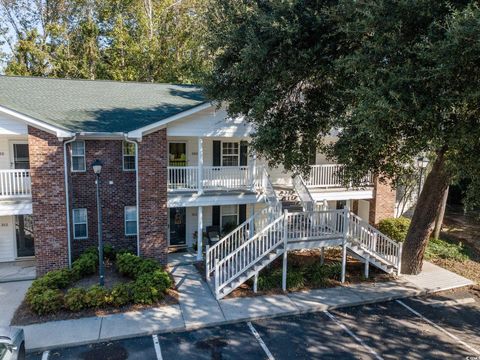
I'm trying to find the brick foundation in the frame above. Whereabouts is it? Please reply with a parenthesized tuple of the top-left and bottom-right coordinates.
(28, 127, 69, 275)
(69, 140, 137, 259)
(369, 176, 396, 225)
(138, 129, 168, 264)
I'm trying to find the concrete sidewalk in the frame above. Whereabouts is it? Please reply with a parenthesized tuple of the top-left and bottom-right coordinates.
(19, 261, 474, 352)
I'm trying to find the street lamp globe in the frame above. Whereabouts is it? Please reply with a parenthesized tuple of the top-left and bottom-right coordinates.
(92, 159, 103, 175)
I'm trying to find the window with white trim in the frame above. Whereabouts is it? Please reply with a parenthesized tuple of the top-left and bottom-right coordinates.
(221, 205, 238, 228)
(71, 141, 86, 172)
(221, 142, 239, 166)
(124, 206, 137, 236)
(123, 141, 136, 171)
(73, 208, 88, 239)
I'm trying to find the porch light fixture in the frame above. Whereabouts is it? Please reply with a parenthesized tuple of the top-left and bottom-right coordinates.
(92, 159, 103, 174)
(92, 159, 105, 286)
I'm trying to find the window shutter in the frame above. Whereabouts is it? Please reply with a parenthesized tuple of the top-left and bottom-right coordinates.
(240, 141, 248, 166)
(212, 206, 221, 226)
(239, 204, 247, 224)
(213, 141, 221, 166)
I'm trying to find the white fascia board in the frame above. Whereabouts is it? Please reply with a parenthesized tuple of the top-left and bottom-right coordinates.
(167, 192, 265, 208)
(310, 189, 374, 202)
(0, 105, 74, 139)
(127, 102, 213, 141)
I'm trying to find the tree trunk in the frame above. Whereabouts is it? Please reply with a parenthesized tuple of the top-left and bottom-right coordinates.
(433, 186, 449, 239)
(401, 149, 451, 274)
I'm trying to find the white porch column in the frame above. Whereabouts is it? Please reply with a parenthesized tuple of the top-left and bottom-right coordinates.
(198, 137, 204, 194)
(248, 203, 255, 238)
(249, 150, 257, 190)
(197, 206, 203, 260)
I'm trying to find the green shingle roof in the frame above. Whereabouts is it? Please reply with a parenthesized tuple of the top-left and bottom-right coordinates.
(0, 76, 206, 133)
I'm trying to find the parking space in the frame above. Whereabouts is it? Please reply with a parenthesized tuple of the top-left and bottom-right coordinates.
(27, 293, 480, 360)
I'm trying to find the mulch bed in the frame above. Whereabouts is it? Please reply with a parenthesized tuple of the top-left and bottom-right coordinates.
(194, 248, 395, 299)
(11, 265, 179, 326)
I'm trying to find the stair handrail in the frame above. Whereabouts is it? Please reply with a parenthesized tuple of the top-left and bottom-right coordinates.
(292, 175, 315, 212)
(261, 166, 281, 209)
(206, 205, 281, 277)
(348, 213, 403, 271)
(215, 213, 285, 296)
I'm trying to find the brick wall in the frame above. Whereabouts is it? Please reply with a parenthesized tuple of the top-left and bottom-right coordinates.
(28, 126, 69, 275)
(69, 140, 137, 258)
(369, 176, 396, 225)
(138, 129, 168, 264)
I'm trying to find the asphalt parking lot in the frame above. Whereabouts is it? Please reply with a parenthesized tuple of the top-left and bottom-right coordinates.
(27, 289, 480, 360)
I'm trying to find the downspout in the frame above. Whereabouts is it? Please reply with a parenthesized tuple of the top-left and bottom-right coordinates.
(63, 135, 77, 267)
(124, 135, 140, 256)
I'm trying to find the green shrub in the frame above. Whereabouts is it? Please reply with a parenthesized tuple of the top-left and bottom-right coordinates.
(64, 287, 87, 312)
(305, 262, 342, 287)
(116, 253, 163, 279)
(72, 252, 97, 278)
(103, 243, 116, 261)
(425, 238, 471, 262)
(116, 253, 143, 278)
(84, 285, 109, 308)
(131, 271, 169, 304)
(83, 246, 98, 256)
(26, 284, 50, 304)
(378, 217, 411, 242)
(31, 269, 72, 290)
(108, 283, 133, 307)
(137, 259, 161, 277)
(29, 289, 63, 315)
(258, 268, 304, 291)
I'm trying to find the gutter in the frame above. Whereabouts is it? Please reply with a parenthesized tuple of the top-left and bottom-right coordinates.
(124, 134, 140, 256)
(63, 134, 77, 267)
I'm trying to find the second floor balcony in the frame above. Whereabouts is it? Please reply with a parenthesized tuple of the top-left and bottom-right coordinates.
(304, 164, 374, 189)
(0, 169, 32, 200)
(168, 165, 259, 193)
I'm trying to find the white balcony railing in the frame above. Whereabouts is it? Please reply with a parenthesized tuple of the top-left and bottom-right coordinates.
(304, 164, 374, 188)
(0, 169, 32, 199)
(168, 166, 257, 192)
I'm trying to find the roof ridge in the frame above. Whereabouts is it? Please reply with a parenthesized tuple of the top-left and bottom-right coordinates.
(0, 75, 201, 87)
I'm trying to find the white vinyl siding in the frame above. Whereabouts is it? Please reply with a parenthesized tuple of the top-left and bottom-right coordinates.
(73, 208, 88, 239)
(71, 141, 86, 172)
(124, 206, 137, 236)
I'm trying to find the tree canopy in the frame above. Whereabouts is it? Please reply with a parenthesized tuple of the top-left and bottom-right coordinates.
(0, 0, 210, 83)
(204, 0, 480, 273)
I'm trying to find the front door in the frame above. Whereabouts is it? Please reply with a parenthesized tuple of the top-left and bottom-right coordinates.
(15, 214, 35, 257)
(169, 208, 186, 247)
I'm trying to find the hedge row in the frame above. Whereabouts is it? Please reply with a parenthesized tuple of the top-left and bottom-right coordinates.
(26, 249, 172, 315)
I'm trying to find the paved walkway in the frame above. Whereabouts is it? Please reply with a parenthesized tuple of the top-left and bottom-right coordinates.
(14, 261, 474, 352)
(0, 280, 32, 327)
(0, 260, 36, 282)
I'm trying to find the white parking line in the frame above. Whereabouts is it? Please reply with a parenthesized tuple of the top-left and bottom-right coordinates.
(247, 321, 275, 360)
(324, 311, 384, 360)
(396, 299, 480, 356)
(41, 350, 50, 360)
(152, 334, 163, 360)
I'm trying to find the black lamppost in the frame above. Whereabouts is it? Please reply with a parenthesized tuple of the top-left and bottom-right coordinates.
(92, 159, 104, 287)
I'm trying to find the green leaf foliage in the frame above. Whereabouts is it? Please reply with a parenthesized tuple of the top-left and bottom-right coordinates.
(378, 217, 412, 243)
(204, 0, 480, 207)
(1, 0, 211, 83)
